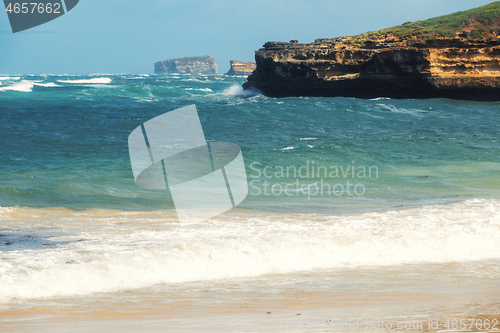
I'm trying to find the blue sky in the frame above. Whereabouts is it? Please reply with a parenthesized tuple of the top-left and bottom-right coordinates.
(0, 0, 495, 74)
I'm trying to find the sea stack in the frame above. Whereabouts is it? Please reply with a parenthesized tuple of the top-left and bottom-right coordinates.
(243, 2, 500, 100)
(155, 56, 218, 75)
(225, 61, 257, 76)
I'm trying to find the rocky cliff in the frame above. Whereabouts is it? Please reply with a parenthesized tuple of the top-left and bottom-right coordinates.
(155, 56, 218, 75)
(225, 61, 256, 76)
(244, 2, 500, 100)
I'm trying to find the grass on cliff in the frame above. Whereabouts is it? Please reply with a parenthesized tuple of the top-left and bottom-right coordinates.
(350, 1, 500, 44)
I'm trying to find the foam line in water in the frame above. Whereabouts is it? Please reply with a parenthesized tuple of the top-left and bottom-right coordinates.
(57, 78, 112, 84)
(34, 82, 60, 88)
(222, 84, 258, 96)
(0, 76, 20, 81)
(0, 199, 499, 302)
(0, 80, 35, 92)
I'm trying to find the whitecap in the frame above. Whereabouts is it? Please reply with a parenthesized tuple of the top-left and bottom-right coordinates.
(185, 88, 213, 92)
(222, 84, 258, 97)
(0, 76, 20, 81)
(0, 80, 35, 92)
(0, 199, 499, 301)
(57, 78, 112, 84)
(34, 82, 60, 88)
(377, 103, 427, 117)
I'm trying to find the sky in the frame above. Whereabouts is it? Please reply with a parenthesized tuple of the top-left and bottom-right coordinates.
(0, 0, 496, 74)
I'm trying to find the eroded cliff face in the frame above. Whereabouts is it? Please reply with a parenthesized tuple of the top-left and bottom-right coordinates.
(243, 38, 500, 100)
(225, 61, 256, 76)
(155, 56, 218, 75)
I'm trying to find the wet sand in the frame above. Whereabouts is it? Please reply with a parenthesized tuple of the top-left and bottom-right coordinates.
(1, 260, 499, 332)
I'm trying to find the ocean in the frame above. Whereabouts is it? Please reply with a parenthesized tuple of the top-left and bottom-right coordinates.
(0, 74, 499, 332)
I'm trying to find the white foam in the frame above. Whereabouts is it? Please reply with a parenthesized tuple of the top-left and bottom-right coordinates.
(132, 96, 157, 103)
(185, 88, 213, 92)
(34, 82, 60, 88)
(222, 84, 257, 96)
(0, 76, 20, 81)
(127, 75, 150, 80)
(377, 103, 427, 117)
(57, 78, 112, 84)
(0, 199, 499, 302)
(0, 80, 60, 91)
(0, 80, 35, 92)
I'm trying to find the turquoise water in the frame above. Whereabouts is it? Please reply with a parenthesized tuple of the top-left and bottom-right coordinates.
(1, 74, 500, 310)
(0, 74, 498, 213)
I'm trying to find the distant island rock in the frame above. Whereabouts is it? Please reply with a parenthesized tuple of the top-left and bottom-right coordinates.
(243, 2, 500, 100)
(155, 56, 218, 75)
(225, 61, 256, 76)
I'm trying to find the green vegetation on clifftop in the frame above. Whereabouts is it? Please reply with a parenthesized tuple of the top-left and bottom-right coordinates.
(351, 1, 500, 43)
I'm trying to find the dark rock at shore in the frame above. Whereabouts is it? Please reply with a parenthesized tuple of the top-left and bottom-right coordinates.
(155, 56, 218, 75)
(243, 39, 500, 100)
(225, 61, 256, 76)
(243, 3, 500, 100)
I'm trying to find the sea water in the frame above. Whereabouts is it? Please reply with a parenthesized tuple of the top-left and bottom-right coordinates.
(0, 74, 499, 332)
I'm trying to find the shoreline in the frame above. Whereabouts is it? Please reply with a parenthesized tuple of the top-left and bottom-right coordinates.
(2, 260, 499, 332)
